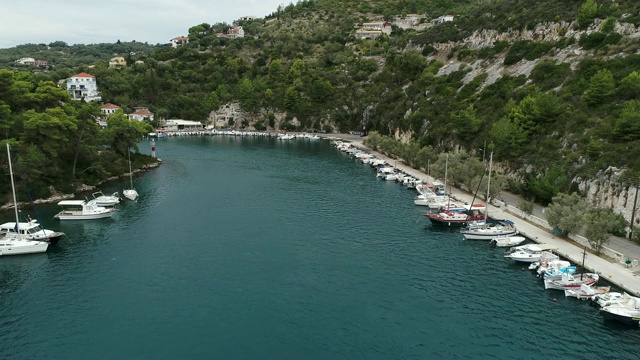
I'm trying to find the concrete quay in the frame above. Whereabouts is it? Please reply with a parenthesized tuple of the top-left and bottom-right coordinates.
(325, 135, 640, 297)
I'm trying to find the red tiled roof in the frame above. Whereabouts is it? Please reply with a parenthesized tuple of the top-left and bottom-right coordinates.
(131, 109, 154, 116)
(72, 72, 95, 78)
(100, 103, 121, 109)
(171, 36, 189, 41)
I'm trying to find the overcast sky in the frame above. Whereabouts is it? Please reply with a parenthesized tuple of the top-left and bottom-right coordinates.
(0, 0, 286, 48)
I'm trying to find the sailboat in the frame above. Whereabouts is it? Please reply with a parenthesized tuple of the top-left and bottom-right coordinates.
(0, 143, 49, 256)
(123, 150, 139, 201)
(460, 151, 517, 240)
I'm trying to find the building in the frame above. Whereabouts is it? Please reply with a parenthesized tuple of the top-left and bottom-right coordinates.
(162, 119, 204, 131)
(354, 30, 383, 39)
(393, 14, 425, 29)
(128, 107, 154, 121)
(66, 72, 101, 102)
(361, 22, 386, 31)
(238, 16, 257, 21)
(170, 36, 189, 48)
(433, 15, 454, 24)
(108, 56, 126, 69)
(34, 60, 48, 69)
(217, 26, 245, 39)
(99, 103, 121, 116)
(15, 57, 35, 65)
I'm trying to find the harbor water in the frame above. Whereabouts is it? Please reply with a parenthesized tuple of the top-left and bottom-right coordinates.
(0, 136, 639, 359)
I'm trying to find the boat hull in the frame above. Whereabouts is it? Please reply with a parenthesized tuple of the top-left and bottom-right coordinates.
(600, 309, 640, 325)
(0, 241, 48, 256)
(55, 211, 115, 220)
(123, 189, 138, 201)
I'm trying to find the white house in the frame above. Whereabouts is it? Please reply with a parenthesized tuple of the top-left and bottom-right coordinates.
(433, 15, 454, 24)
(162, 119, 203, 131)
(128, 107, 154, 121)
(100, 103, 121, 115)
(15, 57, 35, 65)
(354, 30, 383, 39)
(66, 72, 101, 102)
(170, 36, 189, 48)
(218, 27, 245, 39)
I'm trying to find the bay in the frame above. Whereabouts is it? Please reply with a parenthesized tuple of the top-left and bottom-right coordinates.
(0, 136, 638, 359)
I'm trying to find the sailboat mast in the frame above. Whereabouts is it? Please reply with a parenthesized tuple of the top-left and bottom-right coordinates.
(444, 153, 450, 207)
(7, 143, 20, 232)
(486, 151, 493, 222)
(128, 151, 133, 189)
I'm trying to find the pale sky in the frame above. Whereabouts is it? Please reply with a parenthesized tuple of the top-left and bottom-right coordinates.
(0, 0, 286, 48)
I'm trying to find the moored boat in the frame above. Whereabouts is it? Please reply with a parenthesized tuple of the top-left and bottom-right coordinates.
(490, 235, 526, 247)
(0, 219, 64, 245)
(599, 295, 640, 325)
(91, 191, 121, 207)
(54, 200, 117, 220)
(543, 272, 600, 291)
(565, 284, 611, 299)
(505, 243, 558, 263)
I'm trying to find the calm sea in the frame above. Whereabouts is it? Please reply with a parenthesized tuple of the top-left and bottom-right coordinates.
(0, 136, 638, 359)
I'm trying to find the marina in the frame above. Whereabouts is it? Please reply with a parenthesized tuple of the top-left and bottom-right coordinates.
(1, 135, 639, 358)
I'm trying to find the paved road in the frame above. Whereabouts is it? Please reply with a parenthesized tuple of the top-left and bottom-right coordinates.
(323, 133, 640, 265)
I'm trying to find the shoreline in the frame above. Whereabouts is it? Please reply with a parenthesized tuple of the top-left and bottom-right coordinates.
(0, 161, 161, 211)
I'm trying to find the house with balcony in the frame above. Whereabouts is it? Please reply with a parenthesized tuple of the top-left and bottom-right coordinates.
(99, 103, 121, 116)
(109, 56, 126, 69)
(354, 29, 383, 39)
(170, 36, 189, 48)
(66, 72, 101, 102)
(128, 107, 154, 121)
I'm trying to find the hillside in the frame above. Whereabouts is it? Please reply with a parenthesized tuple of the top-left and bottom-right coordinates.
(3, 0, 640, 208)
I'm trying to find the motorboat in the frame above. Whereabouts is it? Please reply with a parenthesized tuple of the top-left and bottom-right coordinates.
(92, 191, 121, 207)
(600, 295, 640, 325)
(565, 284, 611, 299)
(592, 292, 625, 307)
(490, 235, 526, 247)
(543, 272, 600, 291)
(461, 220, 517, 240)
(504, 243, 558, 263)
(54, 200, 117, 220)
(0, 219, 64, 245)
(534, 259, 572, 276)
(0, 143, 49, 256)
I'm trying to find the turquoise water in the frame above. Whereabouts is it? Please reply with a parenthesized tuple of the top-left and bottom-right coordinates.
(1, 136, 639, 359)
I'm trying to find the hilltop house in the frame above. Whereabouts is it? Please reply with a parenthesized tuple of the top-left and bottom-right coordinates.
(128, 107, 154, 121)
(354, 21, 392, 39)
(66, 72, 101, 102)
(99, 103, 121, 116)
(217, 26, 245, 39)
(108, 56, 126, 69)
(238, 16, 257, 21)
(170, 36, 189, 48)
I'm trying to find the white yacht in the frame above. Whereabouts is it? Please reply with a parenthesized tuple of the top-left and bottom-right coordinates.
(54, 200, 117, 220)
(0, 143, 49, 256)
(461, 220, 517, 240)
(0, 219, 64, 245)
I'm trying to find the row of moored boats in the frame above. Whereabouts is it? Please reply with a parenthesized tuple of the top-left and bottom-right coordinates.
(332, 139, 640, 327)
